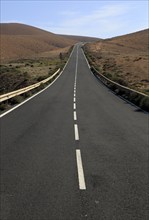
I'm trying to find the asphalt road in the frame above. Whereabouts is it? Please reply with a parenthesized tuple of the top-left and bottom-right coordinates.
(0, 44, 148, 220)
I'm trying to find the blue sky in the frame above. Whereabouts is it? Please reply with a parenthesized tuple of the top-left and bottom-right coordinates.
(1, 0, 149, 38)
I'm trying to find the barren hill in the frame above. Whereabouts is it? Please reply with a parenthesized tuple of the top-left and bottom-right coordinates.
(103, 29, 149, 53)
(84, 29, 149, 94)
(0, 23, 77, 62)
(0, 23, 99, 62)
(0, 23, 55, 35)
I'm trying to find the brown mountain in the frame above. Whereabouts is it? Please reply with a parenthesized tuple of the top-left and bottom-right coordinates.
(0, 23, 77, 62)
(0, 23, 99, 62)
(84, 29, 149, 93)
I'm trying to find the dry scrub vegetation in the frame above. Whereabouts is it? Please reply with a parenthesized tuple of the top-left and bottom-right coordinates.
(0, 47, 73, 111)
(0, 47, 72, 95)
(84, 29, 149, 95)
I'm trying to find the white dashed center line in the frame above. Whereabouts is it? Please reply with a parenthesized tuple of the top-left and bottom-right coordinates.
(74, 111, 77, 121)
(73, 103, 76, 110)
(74, 124, 79, 140)
(73, 45, 86, 190)
(76, 149, 86, 190)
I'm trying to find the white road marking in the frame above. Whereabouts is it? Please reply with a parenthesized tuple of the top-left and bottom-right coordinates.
(73, 46, 78, 111)
(76, 149, 86, 190)
(73, 46, 86, 190)
(81, 48, 90, 68)
(74, 124, 79, 140)
(74, 46, 78, 86)
(74, 111, 77, 120)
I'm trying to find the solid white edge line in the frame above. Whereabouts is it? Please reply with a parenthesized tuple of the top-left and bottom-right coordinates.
(74, 124, 79, 140)
(76, 149, 86, 190)
(73, 103, 76, 110)
(81, 48, 90, 69)
(0, 45, 77, 118)
(74, 111, 77, 120)
(74, 46, 78, 86)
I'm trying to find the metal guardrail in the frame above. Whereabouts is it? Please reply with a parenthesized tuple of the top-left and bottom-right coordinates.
(0, 68, 60, 102)
(91, 66, 148, 99)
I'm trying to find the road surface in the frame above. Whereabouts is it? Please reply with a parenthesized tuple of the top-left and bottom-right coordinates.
(1, 44, 148, 220)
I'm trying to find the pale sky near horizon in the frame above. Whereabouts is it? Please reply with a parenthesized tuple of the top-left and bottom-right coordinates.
(1, 0, 148, 38)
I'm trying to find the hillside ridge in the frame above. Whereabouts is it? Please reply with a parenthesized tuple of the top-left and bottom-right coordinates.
(84, 28, 149, 94)
(0, 23, 99, 62)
